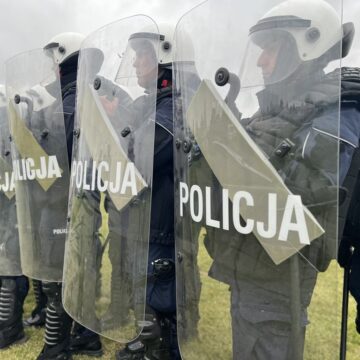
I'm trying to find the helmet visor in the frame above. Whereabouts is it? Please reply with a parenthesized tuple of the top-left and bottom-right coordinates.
(240, 29, 302, 89)
(115, 32, 160, 90)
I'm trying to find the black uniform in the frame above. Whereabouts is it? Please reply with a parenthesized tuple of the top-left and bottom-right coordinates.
(115, 72, 180, 360)
(204, 67, 360, 360)
(37, 56, 102, 360)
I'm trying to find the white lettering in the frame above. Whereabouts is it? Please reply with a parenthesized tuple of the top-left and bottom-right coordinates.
(205, 186, 220, 228)
(257, 193, 277, 238)
(178, 185, 311, 245)
(222, 188, 229, 230)
(179, 182, 189, 217)
(53, 228, 68, 235)
(97, 161, 109, 192)
(190, 185, 203, 223)
(75, 161, 83, 189)
(35, 157, 47, 179)
(120, 162, 137, 195)
(109, 162, 122, 193)
(279, 195, 310, 245)
(233, 191, 254, 234)
(47, 156, 62, 179)
(25, 158, 36, 180)
(82, 161, 90, 190)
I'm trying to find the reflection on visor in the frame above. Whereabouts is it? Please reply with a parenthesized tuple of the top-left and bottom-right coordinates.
(130, 38, 157, 57)
(114, 26, 160, 90)
(249, 15, 311, 35)
(129, 32, 163, 42)
(251, 29, 292, 49)
(239, 30, 301, 87)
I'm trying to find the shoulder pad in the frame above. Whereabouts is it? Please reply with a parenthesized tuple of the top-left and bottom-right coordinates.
(326, 67, 360, 83)
(341, 67, 360, 83)
(327, 67, 360, 107)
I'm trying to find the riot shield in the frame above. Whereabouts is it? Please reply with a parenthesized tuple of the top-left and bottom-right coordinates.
(62, 15, 159, 342)
(337, 3, 360, 358)
(6, 48, 70, 282)
(0, 85, 22, 276)
(174, 0, 342, 358)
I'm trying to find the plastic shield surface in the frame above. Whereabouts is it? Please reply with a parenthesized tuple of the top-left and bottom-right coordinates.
(174, 0, 342, 358)
(0, 86, 22, 276)
(5, 49, 69, 282)
(62, 16, 158, 342)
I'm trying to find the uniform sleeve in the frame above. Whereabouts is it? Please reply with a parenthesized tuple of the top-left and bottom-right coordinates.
(62, 91, 76, 164)
(339, 106, 360, 184)
(153, 97, 173, 172)
(299, 106, 360, 186)
(282, 107, 358, 206)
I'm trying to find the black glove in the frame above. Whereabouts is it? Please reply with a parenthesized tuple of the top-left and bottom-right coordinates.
(338, 236, 354, 268)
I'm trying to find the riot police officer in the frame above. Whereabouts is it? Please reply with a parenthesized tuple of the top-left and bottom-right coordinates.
(0, 86, 28, 349)
(172, 0, 359, 359)
(37, 32, 103, 360)
(114, 23, 179, 360)
(61, 18, 180, 360)
(206, 1, 358, 358)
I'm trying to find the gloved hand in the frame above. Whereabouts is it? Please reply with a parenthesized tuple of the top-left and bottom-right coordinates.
(338, 236, 354, 268)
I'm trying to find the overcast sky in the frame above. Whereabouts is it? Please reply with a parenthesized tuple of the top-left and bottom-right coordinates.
(0, 0, 203, 80)
(0, 0, 358, 81)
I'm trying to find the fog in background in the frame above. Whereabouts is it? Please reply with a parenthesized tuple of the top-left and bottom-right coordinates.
(342, 0, 360, 66)
(0, 0, 358, 81)
(0, 0, 203, 80)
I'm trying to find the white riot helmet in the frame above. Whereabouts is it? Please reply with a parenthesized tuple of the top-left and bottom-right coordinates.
(0, 85, 5, 106)
(116, 22, 177, 89)
(250, 0, 342, 62)
(127, 23, 175, 69)
(241, 0, 346, 87)
(44, 32, 85, 65)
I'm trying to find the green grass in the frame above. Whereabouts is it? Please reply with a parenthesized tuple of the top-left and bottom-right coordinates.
(0, 286, 120, 359)
(178, 231, 360, 360)
(3, 223, 360, 359)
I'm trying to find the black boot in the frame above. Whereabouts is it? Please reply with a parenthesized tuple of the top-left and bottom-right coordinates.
(116, 341, 146, 360)
(24, 279, 47, 327)
(0, 277, 28, 349)
(69, 323, 103, 357)
(115, 308, 175, 360)
(36, 282, 72, 360)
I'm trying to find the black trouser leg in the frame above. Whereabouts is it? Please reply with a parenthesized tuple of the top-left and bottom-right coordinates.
(24, 279, 47, 327)
(0, 276, 29, 348)
(42, 282, 72, 349)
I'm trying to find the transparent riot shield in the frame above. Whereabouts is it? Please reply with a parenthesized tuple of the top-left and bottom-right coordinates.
(62, 15, 159, 342)
(338, 3, 360, 358)
(174, 0, 342, 358)
(6, 49, 70, 282)
(0, 85, 22, 276)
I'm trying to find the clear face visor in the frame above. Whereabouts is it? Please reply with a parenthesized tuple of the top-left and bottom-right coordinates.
(115, 33, 160, 89)
(239, 29, 302, 90)
(0, 89, 6, 107)
(41, 46, 60, 86)
(0, 94, 9, 155)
